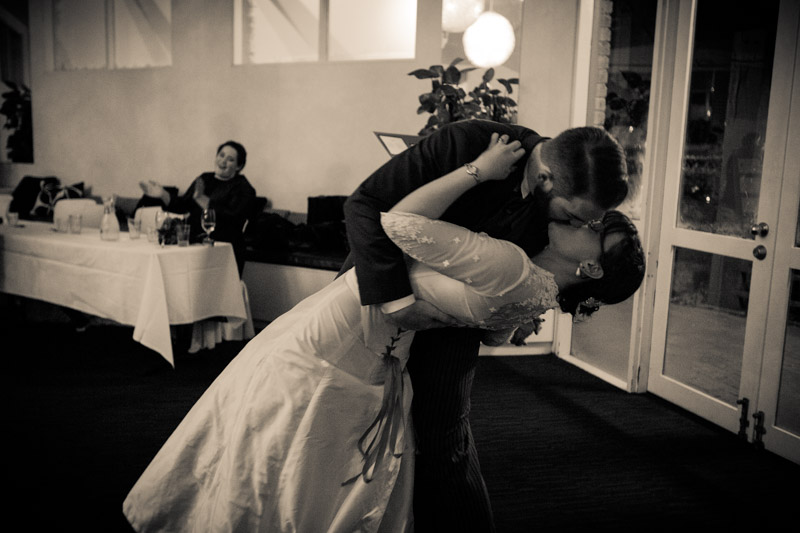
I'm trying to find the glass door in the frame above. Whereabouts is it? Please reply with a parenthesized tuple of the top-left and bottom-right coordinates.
(757, 48, 800, 462)
(648, 0, 799, 461)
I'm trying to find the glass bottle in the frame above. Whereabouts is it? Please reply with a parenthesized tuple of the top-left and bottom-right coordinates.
(100, 196, 120, 241)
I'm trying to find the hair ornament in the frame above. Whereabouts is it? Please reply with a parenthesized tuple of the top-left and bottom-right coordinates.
(572, 296, 602, 323)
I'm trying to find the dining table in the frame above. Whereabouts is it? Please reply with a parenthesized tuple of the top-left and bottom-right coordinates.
(0, 220, 248, 366)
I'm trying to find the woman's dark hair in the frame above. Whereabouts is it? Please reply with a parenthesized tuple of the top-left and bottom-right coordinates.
(543, 127, 629, 209)
(557, 210, 645, 316)
(218, 140, 247, 171)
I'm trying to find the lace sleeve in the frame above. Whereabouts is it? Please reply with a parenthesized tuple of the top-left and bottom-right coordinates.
(381, 211, 529, 297)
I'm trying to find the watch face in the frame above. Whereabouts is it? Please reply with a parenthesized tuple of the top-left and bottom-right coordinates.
(465, 163, 480, 182)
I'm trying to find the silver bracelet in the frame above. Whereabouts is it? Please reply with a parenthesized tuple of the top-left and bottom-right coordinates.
(465, 163, 481, 184)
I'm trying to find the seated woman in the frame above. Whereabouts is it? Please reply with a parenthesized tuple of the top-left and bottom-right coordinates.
(123, 134, 645, 532)
(139, 140, 256, 273)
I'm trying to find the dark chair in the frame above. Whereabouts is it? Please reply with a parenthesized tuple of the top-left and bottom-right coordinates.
(306, 195, 347, 226)
(243, 196, 269, 235)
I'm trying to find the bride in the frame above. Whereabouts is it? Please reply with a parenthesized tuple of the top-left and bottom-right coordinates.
(123, 134, 644, 532)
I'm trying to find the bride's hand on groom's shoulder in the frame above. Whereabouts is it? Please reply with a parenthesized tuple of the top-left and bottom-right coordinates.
(386, 300, 462, 331)
(471, 132, 526, 182)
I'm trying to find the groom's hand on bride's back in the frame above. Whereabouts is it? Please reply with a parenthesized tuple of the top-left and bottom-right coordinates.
(386, 301, 462, 331)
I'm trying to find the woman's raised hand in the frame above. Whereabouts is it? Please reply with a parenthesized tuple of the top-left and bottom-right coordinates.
(192, 176, 205, 197)
(139, 180, 165, 198)
(471, 132, 526, 182)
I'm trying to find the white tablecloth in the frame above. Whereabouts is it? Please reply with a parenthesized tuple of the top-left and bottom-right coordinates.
(0, 221, 247, 366)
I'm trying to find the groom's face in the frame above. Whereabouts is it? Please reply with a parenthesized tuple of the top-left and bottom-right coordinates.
(526, 143, 606, 227)
(547, 194, 606, 229)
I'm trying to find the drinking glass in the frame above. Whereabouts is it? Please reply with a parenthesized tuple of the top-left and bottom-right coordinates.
(201, 208, 216, 245)
(55, 216, 69, 233)
(176, 223, 190, 246)
(127, 217, 140, 239)
(69, 214, 82, 234)
(7, 211, 20, 227)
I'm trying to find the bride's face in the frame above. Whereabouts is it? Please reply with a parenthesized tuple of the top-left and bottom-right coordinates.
(547, 221, 623, 265)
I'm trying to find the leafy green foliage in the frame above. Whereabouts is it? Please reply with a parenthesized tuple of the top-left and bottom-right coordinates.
(409, 58, 518, 136)
(0, 80, 33, 162)
(605, 71, 649, 131)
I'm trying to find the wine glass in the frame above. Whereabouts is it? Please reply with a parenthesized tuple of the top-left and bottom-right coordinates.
(201, 208, 216, 245)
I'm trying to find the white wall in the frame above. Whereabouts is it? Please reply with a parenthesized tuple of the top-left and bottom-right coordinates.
(1, 0, 581, 214)
(517, 0, 581, 135)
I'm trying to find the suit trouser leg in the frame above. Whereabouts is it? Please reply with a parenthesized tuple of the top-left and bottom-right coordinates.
(407, 327, 495, 533)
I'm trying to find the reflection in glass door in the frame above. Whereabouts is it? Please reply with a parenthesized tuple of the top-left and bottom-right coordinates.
(675, 0, 775, 240)
(647, 0, 799, 462)
(663, 249, 751, 405)
(775, 269, 800, 435)
(571, 0, 658, 385)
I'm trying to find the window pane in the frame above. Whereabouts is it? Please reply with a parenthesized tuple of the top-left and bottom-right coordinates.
(600, 0, 657, 221)
(236, 0, 320, 64)
(0, 18, 26, 82)
(113, 0, 171, 68)
(775, 270, 800, 434)
(53, 0, 108, 70)
(663, 248, 750, 405)
(572, 0, 656, 380)
(777, 270, 800, 433)
(0, 9, 33, 164)
(329, 0, 416, 61)
(571, 297, 635, 379)
(676, 0, 779, 238)
(795, 199, 800, 248)
(53, 0, 172, 70)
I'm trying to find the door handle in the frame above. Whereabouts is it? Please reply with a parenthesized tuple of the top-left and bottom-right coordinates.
(753, 245, 767, 260)
(750, 222, 769, 237)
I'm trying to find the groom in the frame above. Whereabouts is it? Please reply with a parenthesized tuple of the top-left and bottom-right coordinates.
(341, 119, 629, 531)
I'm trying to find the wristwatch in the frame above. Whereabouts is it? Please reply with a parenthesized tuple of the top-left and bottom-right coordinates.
(465, 163, 481, 183)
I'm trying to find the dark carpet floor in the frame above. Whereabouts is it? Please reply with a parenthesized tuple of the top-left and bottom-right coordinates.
(4, 321, 797, 532)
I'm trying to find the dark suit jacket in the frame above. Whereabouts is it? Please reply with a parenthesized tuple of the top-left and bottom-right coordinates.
(343, 119, 550, 306)
(168, 173, 255, 245)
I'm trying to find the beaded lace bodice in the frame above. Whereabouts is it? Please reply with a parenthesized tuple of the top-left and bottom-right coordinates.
(381, 212, 560, 329)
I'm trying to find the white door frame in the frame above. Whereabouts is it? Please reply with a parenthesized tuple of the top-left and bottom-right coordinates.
(644, 0, 799, 445)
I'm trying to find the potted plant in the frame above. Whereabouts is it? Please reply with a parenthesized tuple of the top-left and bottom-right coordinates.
(409, 58, 518, 136)
(0, 80, 33, 163)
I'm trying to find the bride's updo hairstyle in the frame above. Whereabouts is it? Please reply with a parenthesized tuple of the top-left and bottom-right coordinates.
(556, 210, 645, 317)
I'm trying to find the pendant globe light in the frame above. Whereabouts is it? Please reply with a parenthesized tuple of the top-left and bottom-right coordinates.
(442, 0, 485, 33)
(462, 6, 515, 68)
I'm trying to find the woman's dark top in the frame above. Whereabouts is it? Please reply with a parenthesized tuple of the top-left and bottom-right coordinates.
(168, 173, 256, 273)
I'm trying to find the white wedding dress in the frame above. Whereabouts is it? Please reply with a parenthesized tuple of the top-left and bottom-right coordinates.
(123, 212, 559, 533)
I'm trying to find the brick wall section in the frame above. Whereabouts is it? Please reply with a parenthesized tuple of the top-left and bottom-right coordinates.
(592, 0, 614, 127)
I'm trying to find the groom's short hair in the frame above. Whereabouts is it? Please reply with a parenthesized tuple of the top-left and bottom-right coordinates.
(542, 127, 629, 209)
